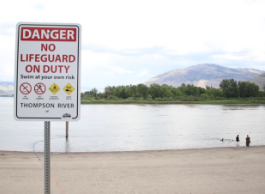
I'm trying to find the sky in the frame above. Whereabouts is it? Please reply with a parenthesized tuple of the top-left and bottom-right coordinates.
(0, 0, 265, 91)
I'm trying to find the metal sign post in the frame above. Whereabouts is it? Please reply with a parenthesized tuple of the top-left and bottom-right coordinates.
(44, 121, 50, 194)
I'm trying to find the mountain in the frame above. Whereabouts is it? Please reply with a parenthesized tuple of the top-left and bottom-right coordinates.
(0, 82, 14, 96)
(143, 64, 265, 88)
(248, 73, 265, 91)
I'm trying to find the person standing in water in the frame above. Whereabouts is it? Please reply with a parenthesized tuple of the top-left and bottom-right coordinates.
(246, 135, 251, 147)
(236, 135, 240, 148)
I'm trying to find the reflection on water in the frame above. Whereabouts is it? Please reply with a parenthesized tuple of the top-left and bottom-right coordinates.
(0, 97, 265, 152)
(65, 139, 70, 152)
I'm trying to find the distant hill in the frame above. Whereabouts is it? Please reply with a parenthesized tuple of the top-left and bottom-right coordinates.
(0, 82, 14, 96)
(143, 64, 265, 88)
(248, 73, 265, 91)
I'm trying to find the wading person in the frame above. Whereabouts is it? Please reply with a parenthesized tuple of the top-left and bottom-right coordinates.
(236, 135, 240, 148)
(246, 135, 251, 147)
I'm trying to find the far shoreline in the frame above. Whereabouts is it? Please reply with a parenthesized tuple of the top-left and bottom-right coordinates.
(81, 98, 265, 105)
(81, 102, 265, 105)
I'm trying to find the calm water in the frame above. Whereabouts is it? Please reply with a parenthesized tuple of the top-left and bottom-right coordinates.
(0, 97, 265, 152)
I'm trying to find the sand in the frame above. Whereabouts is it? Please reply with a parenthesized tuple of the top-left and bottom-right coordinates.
(1, 146, 265, 194)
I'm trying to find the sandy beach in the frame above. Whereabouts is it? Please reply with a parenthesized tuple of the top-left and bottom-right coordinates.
(1, 146, 265, 194)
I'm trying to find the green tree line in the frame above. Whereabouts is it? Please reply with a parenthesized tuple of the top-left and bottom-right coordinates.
(82, 79, 265, 101)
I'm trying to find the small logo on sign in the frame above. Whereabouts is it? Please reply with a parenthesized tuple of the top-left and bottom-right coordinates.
(63, 113, 71, 118)
(49, 83, 60, 95)
(63, 83, 75, 95)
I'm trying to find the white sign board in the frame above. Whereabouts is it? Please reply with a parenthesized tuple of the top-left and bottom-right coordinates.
(14, 22, 81, 121)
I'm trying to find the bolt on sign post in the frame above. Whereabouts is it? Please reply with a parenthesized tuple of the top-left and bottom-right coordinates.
(14, 22, 81, 194)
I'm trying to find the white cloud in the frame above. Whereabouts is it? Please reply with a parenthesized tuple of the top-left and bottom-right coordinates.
(138, 69, 151, 77)
(212, 54, 251, 62)
(108, 66, 133, 75)
(0, 34, 15, 81)
(82, 50, 118, 68)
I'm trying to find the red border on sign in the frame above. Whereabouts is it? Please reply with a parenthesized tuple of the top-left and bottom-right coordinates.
(34, 83, 46, 95)
(20, 82, 32, 95)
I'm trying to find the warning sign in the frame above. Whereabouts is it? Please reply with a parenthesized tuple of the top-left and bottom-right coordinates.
(20, 82, 32, 95)
(49, 83, 60, 95)
(34, 83, 46, 95)
(64, 83, 75, 95)
(14, 22, 81, 121)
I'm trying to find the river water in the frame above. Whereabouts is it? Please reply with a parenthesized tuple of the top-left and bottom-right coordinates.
(0, 97, 265, 152)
